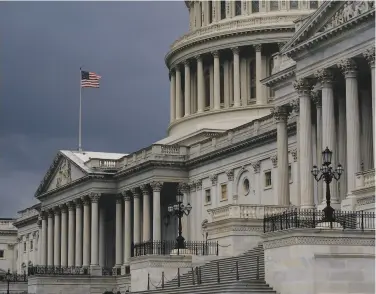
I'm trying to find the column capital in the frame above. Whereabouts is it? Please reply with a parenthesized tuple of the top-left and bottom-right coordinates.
(337, 59, 357, 78)
(67, 201, 75, 211)
(253, 44, 262, 52)
(251, 161, 261, 174)
(209, 174, 218, 186)
(37, 218, 42, 227)
(231, 47, 239, 54)
(315, 68, 335, 86)
(363, 46, 375, 68)
(121, 190, 132, 201)
(59, 204, 67, 213)
(212, 50, 219, 58)
(47, 209, 54, 218)
(271, 106, 290, 122)
(131, 188, 141, 199)
(177, 182, 189, 193)
(53, 206, 61, 215)
(196, 179, 203, 190)
(226, 169, 234, 181)
(183, 60, 190, 67)
(290, 149, 298, 162)
(41, 211, 48, 220)
(81, 196, 90, 206)
(73, 198, 82, 208)
(311, 90, 322, 107)
(89, 192, 101, 203)
(289, 99, 299, 116)
(195, 54, 202, 61)
(270, 154, 278, 168)
(150, 181, 163, 192)
(140, 184, 150, 195)
(188, 182, 196, 192)
(293, 78, 313, 95)
(169, 68, 175, 78)
(115, 196, 123, 204)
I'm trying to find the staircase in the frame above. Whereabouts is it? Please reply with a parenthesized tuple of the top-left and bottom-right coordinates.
(132, 244, 276, 294)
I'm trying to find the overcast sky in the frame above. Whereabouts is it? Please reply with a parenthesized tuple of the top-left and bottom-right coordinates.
(0, 1, 187, 217)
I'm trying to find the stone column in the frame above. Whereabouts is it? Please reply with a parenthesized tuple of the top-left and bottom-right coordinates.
(338, 60, 360, 195)
(312, 92, 323, 204)
(316, 68, 339, 204)
(360, 90, 373, 170)
(132, 188, 141, 244)
(170, 69, 176, 123)
(293, 79, 314, 208)
(223, 60, 230, 108)
(240, 58, 247, 106)
(272, 106, 290, 206)
(213, 51, 221, 110)
(184, 60, 191, 116)
(175, 66, 182, 119)
(289, 99, 300, 207)
(195, 180, 203, 240)
(337, 91, 347, 200)
(37, 218, 42, 265)
(122, 191, 132, 266)
(53, 207, 61, 266)
(196, 55, 204, 113)
(99, 207, 105, 267)
(210, 174, 218, 206)
(74, 199, 83, 267)
(115, 197, 122, 267)
(225, 170, 234, 204)
(60, 205, 68, 267)
(363, 46, 375, 163)
(67, 202, 75, 267)
(178, 183, 190, 240)
(82, 197, 91, 267)
(140, 184, 151, 242)
(41, 213, 48, 266)
(232, 47, 241, 107)
(188, 182, 197, 240)
(90, 193, 101, 266)
(151, 182, 163, 241)
(255, 44, 265, 105)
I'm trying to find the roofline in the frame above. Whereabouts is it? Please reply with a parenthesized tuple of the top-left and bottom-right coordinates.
(17, 203, 41, 214)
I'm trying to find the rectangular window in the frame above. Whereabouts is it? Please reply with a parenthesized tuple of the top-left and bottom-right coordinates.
(270, 1, 279, 11)
(221, 184, 228, 200)
(265, 171, 272, 187)
(0, 250, 4, 259)
(24, 242, 26, 252)
(252, 1, 259, 13)
(205, 189, 211, 203)
(235, 1, 242, 16)
(288, 165, 292, 182)
(208, 1, 213, 24)
(220, 1, 226, 20)
(249, 59, 256, 99)
(309, 1, 318, 9)
(30, 240, 33, 251)
(290, 1, 299, 9)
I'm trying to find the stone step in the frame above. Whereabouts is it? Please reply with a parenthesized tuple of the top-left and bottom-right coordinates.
(133, 280, 276, 294)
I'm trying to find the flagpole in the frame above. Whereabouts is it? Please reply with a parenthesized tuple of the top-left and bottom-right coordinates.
(79, 67, 82, 152)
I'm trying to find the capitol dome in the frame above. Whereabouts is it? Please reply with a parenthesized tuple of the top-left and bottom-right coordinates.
(163, 0, 321, 142)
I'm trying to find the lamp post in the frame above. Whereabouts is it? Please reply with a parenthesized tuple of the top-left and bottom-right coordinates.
(5, 269, 11, 294)
(167, 191, 192, 249)
(311, 147, 344, 222)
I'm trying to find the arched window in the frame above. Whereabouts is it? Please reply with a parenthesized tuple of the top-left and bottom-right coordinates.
(249, 59, 256, 99)
(220, 1, 226, 19)
(220, 65, 224, 105)
(204, 69, 210, 108)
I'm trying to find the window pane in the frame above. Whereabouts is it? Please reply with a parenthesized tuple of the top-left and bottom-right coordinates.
(252, 1, 260, 13)
(290, 1, 299, 9)
(0, 250, 4, 258)
(235, 1, 242, 16)
(221, 1, 226, 19)
(270, 1, 279, 11)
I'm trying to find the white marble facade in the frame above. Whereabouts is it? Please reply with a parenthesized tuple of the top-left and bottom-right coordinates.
(0, 3, 375, 293)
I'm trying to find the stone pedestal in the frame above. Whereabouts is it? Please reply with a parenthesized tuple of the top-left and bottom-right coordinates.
(89, 265, 102, 276)
(263, 229, 375, 294)
(130, 255, 192, 292)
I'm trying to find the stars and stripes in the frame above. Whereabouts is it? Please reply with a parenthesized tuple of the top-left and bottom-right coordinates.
(81, 70, 101, 88)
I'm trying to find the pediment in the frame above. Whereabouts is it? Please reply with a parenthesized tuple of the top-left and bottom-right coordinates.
(35, 152, 88, 197)
(282, 1, 375, 54)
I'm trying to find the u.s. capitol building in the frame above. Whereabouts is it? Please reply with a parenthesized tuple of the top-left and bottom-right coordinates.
(1, 1, 375, 294)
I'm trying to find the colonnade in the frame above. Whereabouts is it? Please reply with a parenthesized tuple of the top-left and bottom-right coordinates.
(272, 47, 375, 207)
(169, 44, 272, 123)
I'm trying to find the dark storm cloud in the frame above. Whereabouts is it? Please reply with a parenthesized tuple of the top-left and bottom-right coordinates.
(0, 1, 188, 216)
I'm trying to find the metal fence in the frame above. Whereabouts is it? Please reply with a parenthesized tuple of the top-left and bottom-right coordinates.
(28, 266, 89, 276)
(263, 209, 375, 233)
(132, 240, 219, 257)
(0, 272, 27, 282)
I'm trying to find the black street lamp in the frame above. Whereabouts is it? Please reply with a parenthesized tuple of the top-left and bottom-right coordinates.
(5, 269, 11, 294)
(167, 191, 192, 249)
(312, 147, 344, 222)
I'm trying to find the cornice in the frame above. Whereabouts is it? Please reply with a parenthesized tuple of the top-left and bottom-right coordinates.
(12, 214, 39, 228)
(0, 230, 17, 236)
(262, 65, 296, 87)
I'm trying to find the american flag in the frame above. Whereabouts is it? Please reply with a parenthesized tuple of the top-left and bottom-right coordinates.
(81, 70, 101, 88)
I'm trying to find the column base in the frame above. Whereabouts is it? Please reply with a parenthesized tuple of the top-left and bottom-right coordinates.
(89, 265, 102, 276)
(121, 265, 130, 276)
(317, 202, 341, 211)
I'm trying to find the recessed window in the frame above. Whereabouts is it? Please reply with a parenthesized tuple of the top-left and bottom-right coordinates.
(30, 240, 33, 251)
(24, 242, 26, 252)
(252, 0, 260, 13)
(205, 189, 211, 203)
(220, 0, 226, 19)
(290, 1, 299, 9)
(243, 178, 250, 195)
(264, 171, 272, 187)
(0, 250, 4, 259)
(235, 1, 242, 16)
(221, 184, 228, 201)
(270, 1, 279, 11)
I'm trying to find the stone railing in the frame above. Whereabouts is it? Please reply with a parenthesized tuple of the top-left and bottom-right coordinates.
(355, 169, 375, 190)
(16, 209, 39, 223)
(0, 219, 16, 230)
(208, 204, 290, 223)
(169, 13, 305, 52)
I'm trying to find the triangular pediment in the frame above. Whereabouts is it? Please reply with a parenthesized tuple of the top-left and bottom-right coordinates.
(282, 1, 375, 54)
(35, 152, 88, 197)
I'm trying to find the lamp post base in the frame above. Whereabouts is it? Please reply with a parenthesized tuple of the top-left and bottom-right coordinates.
(323, 205, 335, 222)
(176, 235, 186, 249)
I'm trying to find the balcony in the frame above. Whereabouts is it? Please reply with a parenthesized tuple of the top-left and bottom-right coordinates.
(355, 169, 375, 190)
